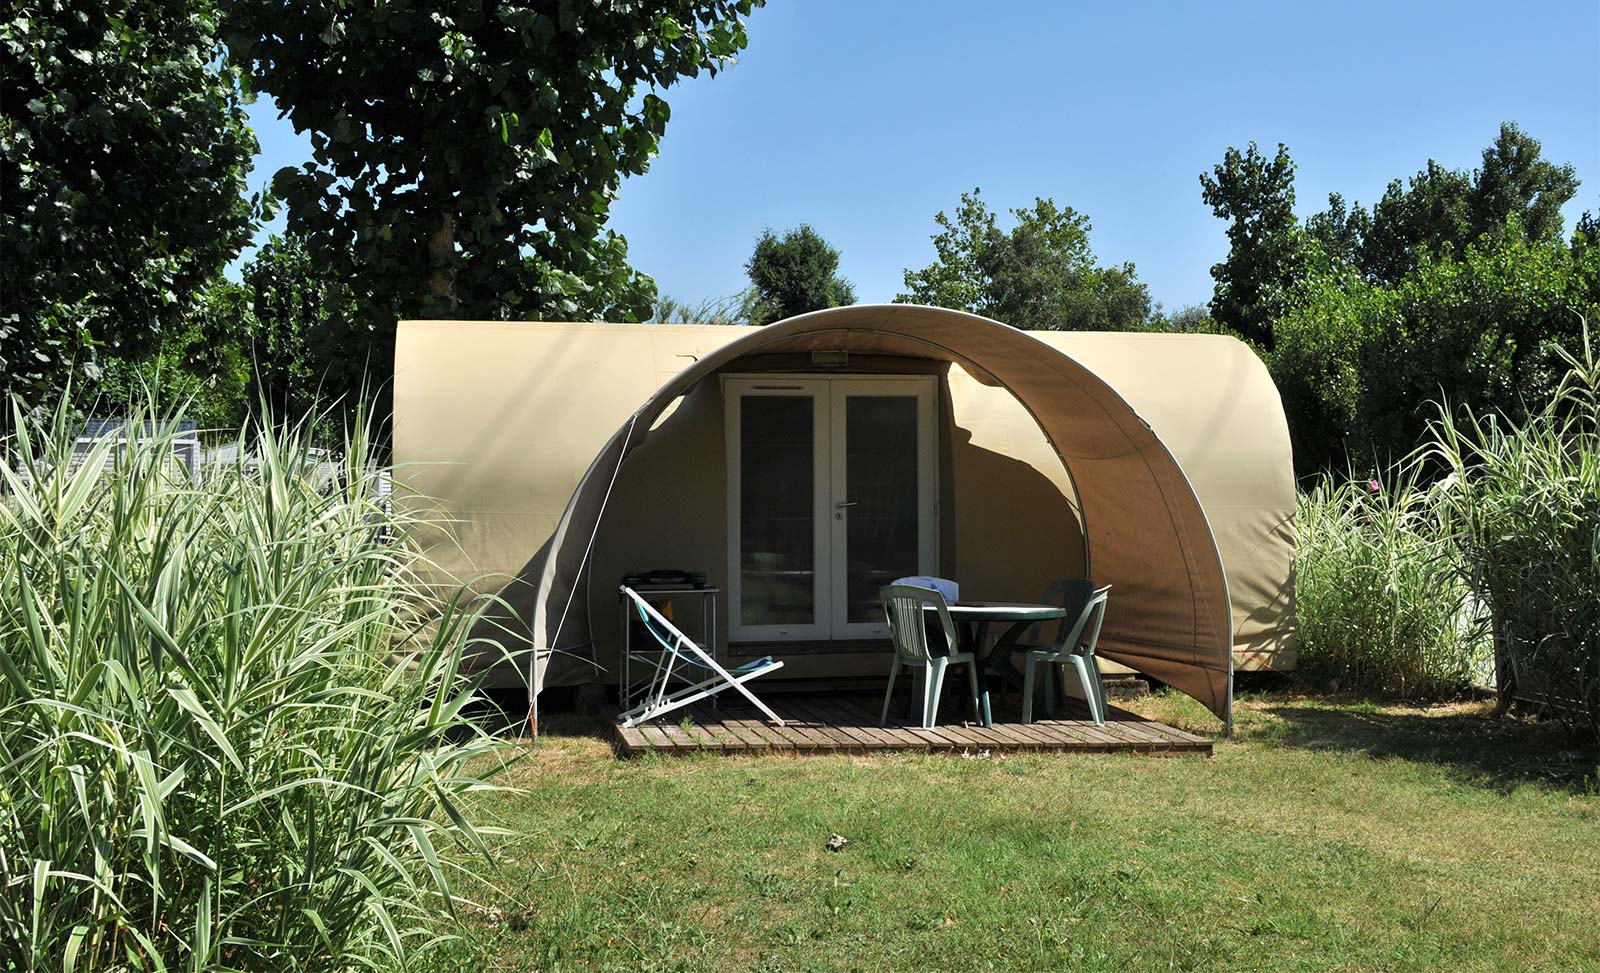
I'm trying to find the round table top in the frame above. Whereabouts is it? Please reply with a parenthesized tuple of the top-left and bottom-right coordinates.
(923, 601, 1066, 620)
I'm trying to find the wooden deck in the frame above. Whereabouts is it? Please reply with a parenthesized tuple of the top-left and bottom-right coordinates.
(613, 693, 1212, 757)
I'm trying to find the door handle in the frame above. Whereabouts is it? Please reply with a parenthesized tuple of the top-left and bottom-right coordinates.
(834, 501, 858, 508)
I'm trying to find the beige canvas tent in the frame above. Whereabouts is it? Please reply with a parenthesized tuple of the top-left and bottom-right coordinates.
(394, 305, 1296, 729)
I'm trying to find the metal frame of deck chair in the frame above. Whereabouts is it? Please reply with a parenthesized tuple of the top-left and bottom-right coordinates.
(879, 583, 991, 729)
(617, 585, 785, 728)
(1021, 582, 1112, 725)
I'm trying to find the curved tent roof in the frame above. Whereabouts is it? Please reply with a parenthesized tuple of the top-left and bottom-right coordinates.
(525, 305, 1236, 723)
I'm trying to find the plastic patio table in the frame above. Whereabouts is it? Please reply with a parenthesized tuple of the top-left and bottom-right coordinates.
(922, 601, 1067, 700)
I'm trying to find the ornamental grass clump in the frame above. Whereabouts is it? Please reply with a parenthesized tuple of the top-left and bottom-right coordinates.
(1294, 472, 1489, 698)
(1429, 327, 1600, 742)
(0, 398, 516, 971)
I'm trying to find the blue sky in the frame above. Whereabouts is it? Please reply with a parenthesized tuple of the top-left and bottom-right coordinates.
(242, 0, 1600, 313)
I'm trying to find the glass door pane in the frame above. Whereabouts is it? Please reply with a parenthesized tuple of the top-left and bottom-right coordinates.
(738, 395, 818, 628)
(840, 393, 923, 626)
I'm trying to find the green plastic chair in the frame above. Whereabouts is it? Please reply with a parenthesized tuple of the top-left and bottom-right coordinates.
(1020, 580, 1111, 725)
(878, 584, 992, 729)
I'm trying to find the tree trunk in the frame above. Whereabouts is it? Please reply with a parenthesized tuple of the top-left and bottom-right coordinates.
(427, 210, 457, 311)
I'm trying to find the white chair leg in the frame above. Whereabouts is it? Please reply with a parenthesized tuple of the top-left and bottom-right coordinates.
(880, 660, 900, 726)
(618, 662, 785, 728)
(924, 659, 947, 729)
(1070, 655, 1106, 725)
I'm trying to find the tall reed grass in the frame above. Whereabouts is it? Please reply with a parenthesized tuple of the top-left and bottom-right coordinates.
(1429, 327, 1600, 740)
(0, 398, 515, 971)
(1295, 472, 1490, 697)
(1295, 325, 1599, 740)
(650, 289, 759, 325)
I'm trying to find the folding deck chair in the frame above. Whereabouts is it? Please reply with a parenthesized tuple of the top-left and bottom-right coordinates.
(617, 585, 786, 728)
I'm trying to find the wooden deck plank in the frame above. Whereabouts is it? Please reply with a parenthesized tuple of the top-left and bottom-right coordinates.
(690, 714, 750, 751)
(1008, 720, 1079, 750)
(773, 701, 861, 753)
(1086, 704, 1208, 750)
(670, 719, 726, 751)
(1029, 718, 1118, 751)
(1087, 720, 1163, 751)
(1111, 711, 1212, 746)
(709, 703, 808, 753)
(1037, 715, 1123, 749)
(687, 703, 761, 747)
(794, 698, 894, 751)
(830, 697, 953, 750)
(693, 711, 775, 753)
(870, 691, 1107, 752)
(641, 723, 690, 752)
(984, 721, 1055, 750)
(777, 698, 872, 751)
(734, 711, 807, 752)
(614, 725, 647, 755)
(614, 693, 1211, 758)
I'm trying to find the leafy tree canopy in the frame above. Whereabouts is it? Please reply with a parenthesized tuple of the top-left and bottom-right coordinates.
(239, 232, 362, 425)
(1308, 123, 1580, 285)
(1270, 233, 1596, 475)
(745, 225, 854, 324)
(1199, 142, 1308, 349)
(221, 0, 760, 341)
(897, 189, 1153, 331)
(2, 0, 259, 404)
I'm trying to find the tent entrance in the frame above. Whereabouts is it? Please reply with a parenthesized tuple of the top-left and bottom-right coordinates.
(722, 374, 938, 643)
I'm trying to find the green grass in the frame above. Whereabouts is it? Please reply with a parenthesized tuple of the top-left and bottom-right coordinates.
(429, 693, 1598, 973)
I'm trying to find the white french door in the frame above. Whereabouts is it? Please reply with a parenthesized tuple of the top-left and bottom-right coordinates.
(725, 375, 937, 642)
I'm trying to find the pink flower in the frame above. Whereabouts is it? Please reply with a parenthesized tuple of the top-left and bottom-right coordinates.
(1367, 479, 1381, 493)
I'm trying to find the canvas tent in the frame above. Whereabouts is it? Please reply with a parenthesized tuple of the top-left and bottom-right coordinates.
(394, 305, 1297, 729)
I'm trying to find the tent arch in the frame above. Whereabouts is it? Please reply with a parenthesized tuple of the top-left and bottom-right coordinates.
(527, 304, 1234, 726)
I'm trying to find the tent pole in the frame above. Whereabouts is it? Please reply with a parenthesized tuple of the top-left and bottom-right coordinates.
(529, 675, 539, 745)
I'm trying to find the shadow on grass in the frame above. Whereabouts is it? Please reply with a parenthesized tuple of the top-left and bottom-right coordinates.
(461, 686, 620, 742)
(1256, 698, 1598, 795)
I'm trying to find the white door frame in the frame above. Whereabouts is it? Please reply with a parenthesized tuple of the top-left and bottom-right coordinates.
(724, 374, 938, 642)
(723, 377, 831, 641)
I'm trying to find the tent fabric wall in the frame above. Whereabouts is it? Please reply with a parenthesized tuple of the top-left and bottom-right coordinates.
(547, 306, 1232, 720)
(1028, 333, 1297, 670)
(393, 306, 1298, 725)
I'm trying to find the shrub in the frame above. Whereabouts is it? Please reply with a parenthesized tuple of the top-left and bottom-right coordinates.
(1430, 328, 1600, 740)
(1294, 473, 1489, 698)
(0, 397, 515, 970)
(1270, 233, 1597, 476)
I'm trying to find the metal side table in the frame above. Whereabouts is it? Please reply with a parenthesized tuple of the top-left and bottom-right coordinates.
(620, 586, 721, 713)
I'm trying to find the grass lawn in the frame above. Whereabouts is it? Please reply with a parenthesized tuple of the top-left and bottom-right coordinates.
(436, 692, 1599, 973)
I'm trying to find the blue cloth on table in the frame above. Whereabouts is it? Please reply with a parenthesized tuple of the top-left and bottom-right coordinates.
(893, 576, 959, 602)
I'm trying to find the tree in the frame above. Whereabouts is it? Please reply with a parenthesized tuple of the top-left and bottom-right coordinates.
(1306, 192, 1371, 268)
(897, 189, 1153, 331)
(1312, 123, 1581, 285)
(221, 1, 758, 340)
(1468, 122, 1579, 246)
(95, 279, 256, 430)
(1158, 304, 1229, 334)
(1199, 142, 1309, 349)
(2, 0, 259, 405)
(745, 226, 854, 324)
(1270, 235, 1596, 474)
(1357, 160, 1473, 284)
(239, 233, 361, 424)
